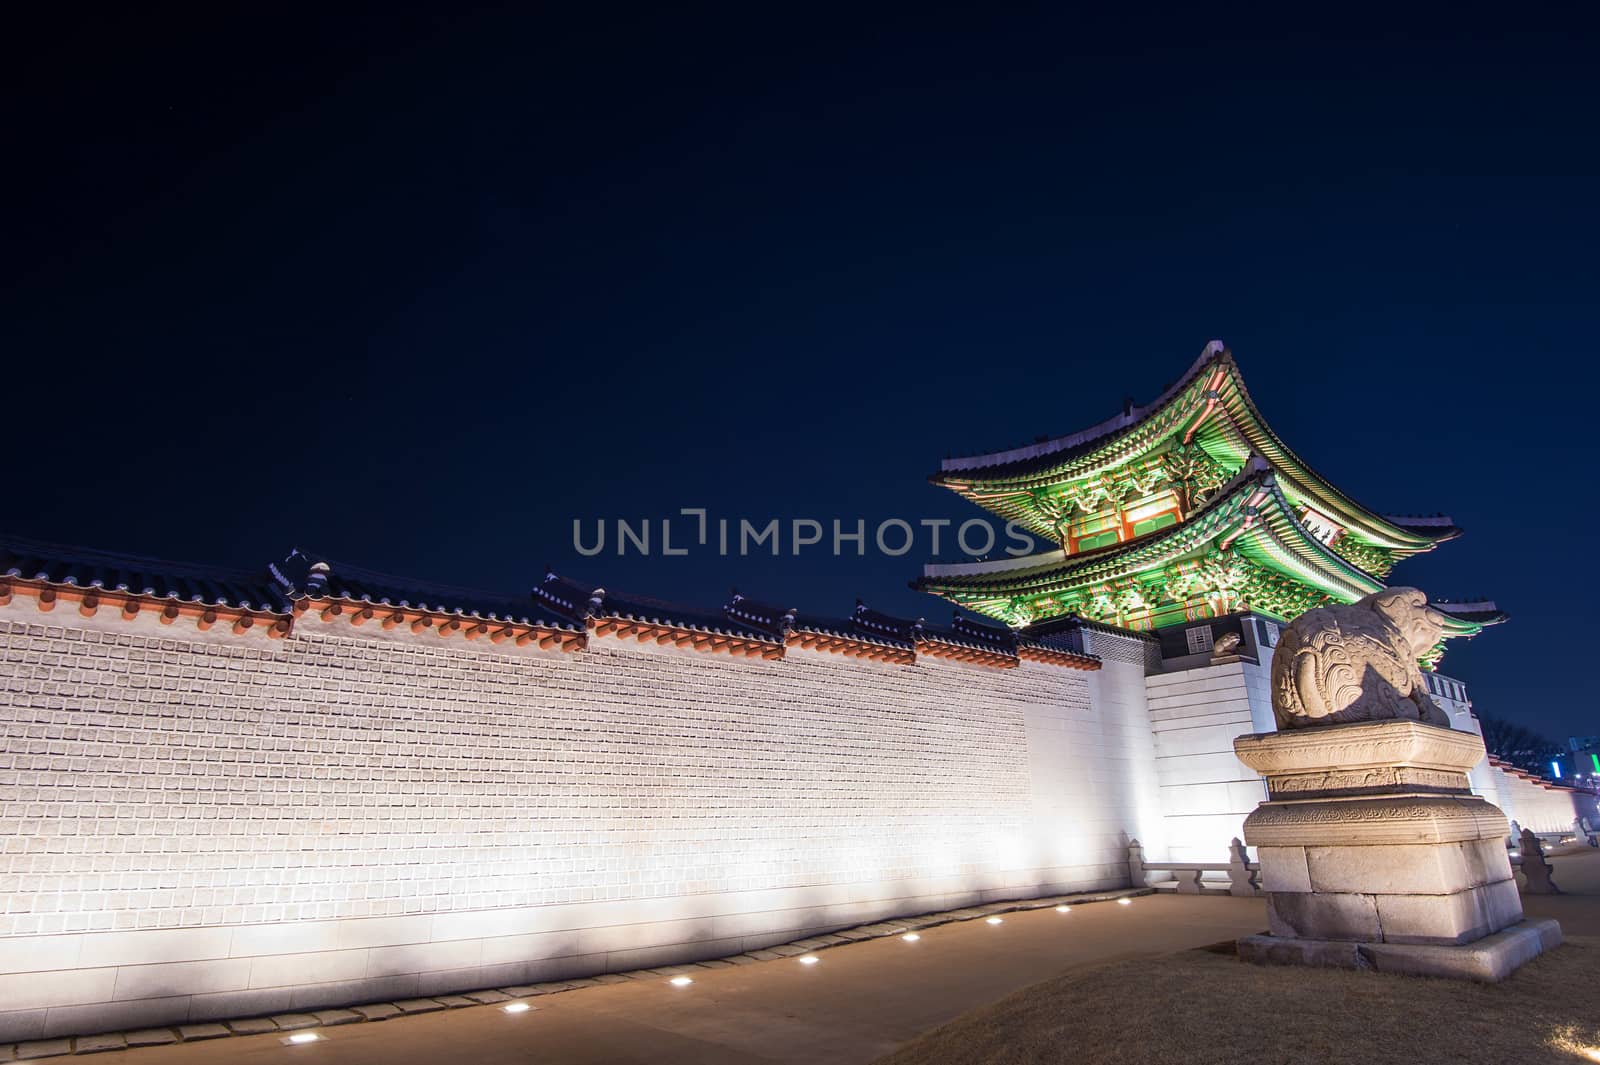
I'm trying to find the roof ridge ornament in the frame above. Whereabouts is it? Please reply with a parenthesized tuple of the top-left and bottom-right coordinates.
(724, 590, 798, 636)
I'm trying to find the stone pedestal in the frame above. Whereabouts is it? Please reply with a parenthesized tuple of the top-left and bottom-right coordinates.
(1233, 720, 1561, 981)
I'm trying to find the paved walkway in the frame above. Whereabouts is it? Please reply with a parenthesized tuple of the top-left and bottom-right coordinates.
(74, 893, 1270, 1065)
(56, 849, 1600, 1064)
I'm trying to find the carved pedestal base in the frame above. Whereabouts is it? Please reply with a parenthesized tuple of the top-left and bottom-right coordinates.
(1233, 720, 1560, 981)
(1237, 919, 1562, 981)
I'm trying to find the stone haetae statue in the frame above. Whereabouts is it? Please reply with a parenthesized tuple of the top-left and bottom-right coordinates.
(1236, 586, 1560, 980)
(1270, 587, 1450, 730)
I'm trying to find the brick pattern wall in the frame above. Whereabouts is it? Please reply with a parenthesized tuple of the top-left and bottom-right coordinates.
(1489, 763, 1594, 835)
(0, 608, 1137, 1038)
(0, 619, 1109, 937)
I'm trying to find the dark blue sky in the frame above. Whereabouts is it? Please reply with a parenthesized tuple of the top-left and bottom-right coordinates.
(4, 10, 1596, 738)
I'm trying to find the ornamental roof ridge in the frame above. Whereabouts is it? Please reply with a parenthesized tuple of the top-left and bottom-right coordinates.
(723, 591, 797, 636)
(538, 571, 776, 643)
(1383, 514, 1458, 526)
(948, 612, 1017, 649)
(1383, 514, 1464, 540)
(3, 532, 288, 613)
(277, 549, 581, 631)
(939, 340, 1228, 474)
(930, 343, 1461, 557)
(1432, 600, 1508, 626)
(851, 600, 925, 643)
(717, 592, 924, 651)
(0, 532, 1106, 671)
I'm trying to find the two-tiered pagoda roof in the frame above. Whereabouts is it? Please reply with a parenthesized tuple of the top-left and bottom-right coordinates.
(916, 341, 1502, 664)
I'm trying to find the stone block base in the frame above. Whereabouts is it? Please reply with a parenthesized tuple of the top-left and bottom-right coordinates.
(1237, 918, 1562, 983)
(1264, 876, 1523, 945)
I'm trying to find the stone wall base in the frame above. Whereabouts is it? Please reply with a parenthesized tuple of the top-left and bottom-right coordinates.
(1237, 918, 1562, 983)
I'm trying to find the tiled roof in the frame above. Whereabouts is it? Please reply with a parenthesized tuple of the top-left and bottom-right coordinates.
(923, 613, 1017, 654)
(541, 576, 1098, 669)
(0, 532, 1099, 670)
(274, 551, 582, 632)
(1020, 613, 1161, 642)
(938, 341, 1227, 477)
(725, 594, 922, 652)
(536, 571, 776, 643)
(934, 343, 1462, 557)
(1, 535, 287, 613)
(1385, 514, 1464, 540)
(850, 603, 923, 646)
(1433, 600, 1508, 626)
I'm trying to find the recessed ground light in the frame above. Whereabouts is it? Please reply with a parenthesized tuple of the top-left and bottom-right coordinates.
(985, 916, 1003, 925)
(502, 1001, 533, 1013)
(281, 1031, 320, 1045)
(669, 975, 694, 987)
(798, 954, 820, 965)
(1055, 905, 1071, 913)
(901, 932, 920, 942)
(1117, 898, 1133, 906)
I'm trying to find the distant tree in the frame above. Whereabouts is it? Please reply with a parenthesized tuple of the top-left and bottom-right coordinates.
(1477, 713, 1561, 774)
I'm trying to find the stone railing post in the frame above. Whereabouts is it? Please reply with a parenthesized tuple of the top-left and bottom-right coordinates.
(1227, 837, 1259, 897)
(1127, 838, 1146, 888)
(1519, 829, 1561, 894)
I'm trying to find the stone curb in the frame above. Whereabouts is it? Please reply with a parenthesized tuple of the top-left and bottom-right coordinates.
(0, 888, 1151, 1060)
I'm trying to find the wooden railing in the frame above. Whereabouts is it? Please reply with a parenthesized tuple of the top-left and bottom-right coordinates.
(1127, 837, 1263, 897)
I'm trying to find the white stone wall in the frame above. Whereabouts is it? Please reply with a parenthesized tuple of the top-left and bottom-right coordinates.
(0, 607, 1138, 1040)
(1423, 676, 1599, 837)
(1428, 680, 1504, 810)
(1080, 631, 1168, 860)
(1488, 764, 1595, 836)
(1145, 659, 1271, 862)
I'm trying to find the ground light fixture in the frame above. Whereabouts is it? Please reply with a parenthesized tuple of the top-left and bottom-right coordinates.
(798, 954, 820, 965)
(670, 975, 694, 987)
(985, 916, 1003, 925)
(281, 1032, 321, 1045)
(1055, 905, 1071, 913)
(502, 1001, 533, 1014)
(1117, 897, 1133, 906)
(901, 932, 920, 942)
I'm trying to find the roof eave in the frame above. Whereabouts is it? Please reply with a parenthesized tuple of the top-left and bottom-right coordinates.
(937, 341, 1230, 476)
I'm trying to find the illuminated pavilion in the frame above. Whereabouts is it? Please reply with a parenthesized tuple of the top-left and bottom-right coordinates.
(916, 341, 1504, 667)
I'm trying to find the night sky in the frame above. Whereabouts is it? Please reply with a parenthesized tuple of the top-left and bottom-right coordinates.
(5, 11, 1597, 739)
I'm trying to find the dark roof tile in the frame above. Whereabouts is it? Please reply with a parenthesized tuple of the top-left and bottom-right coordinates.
(274, 550, 580, 631)
(2, 535, 287, 613)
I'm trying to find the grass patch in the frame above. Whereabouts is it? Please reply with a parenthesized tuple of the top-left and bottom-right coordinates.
(875, 936, 1600, 1065)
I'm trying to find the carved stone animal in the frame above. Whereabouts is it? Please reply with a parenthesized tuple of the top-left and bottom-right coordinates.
(1211, 631, 1242, 659)
(1270, 588, 1450, 730)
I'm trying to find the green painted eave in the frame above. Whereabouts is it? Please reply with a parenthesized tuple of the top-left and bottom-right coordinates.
(933, 344, 1455, 558)
(917, 461, 1385, 627)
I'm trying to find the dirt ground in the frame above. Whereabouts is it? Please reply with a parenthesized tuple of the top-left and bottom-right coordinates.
(877, 849, 1600, 1065)
(874, 934, 1600, 1065)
